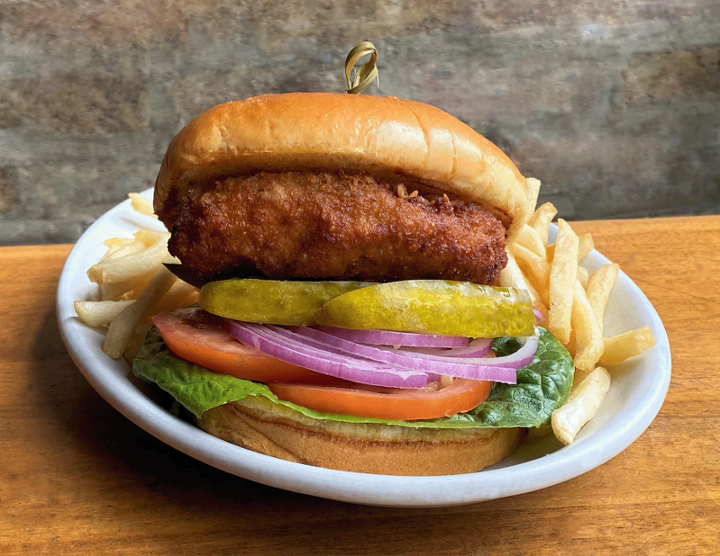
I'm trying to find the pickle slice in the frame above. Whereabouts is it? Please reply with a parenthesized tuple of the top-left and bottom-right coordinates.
(314, 280, 535, 338)
(200, 279, 371, 326)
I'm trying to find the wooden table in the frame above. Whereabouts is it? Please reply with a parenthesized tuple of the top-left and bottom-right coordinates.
(1, 216, 719, 555)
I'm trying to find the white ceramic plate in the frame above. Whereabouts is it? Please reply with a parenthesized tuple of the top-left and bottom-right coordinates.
(57, 189, 671, 508)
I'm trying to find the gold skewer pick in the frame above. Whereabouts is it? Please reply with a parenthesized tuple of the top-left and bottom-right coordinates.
(345, 41, 379, 94)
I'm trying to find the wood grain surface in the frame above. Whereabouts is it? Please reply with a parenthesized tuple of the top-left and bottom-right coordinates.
(1, 217, 719, 555)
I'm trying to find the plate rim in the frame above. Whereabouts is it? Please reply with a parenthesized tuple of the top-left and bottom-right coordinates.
(56, 189, 672, 508)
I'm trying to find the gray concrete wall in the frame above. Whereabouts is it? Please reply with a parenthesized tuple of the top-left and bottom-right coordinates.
(1, 0, 719, 245)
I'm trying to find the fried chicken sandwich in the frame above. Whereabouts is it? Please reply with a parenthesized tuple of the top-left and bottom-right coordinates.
(133, 93, 574, 476)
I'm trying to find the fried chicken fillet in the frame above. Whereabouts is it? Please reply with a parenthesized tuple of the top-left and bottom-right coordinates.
(168, 171, 508, 285)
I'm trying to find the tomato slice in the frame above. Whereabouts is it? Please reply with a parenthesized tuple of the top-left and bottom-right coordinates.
(153, 308, 345, 385)
(267, 378, 492, 421)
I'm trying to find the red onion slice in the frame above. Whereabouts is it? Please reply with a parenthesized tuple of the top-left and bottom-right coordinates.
(224, 320, 429, 389)
(289, 326, 532, 383)
(400, 337, 493, 359)
(316, 325, 470, 348)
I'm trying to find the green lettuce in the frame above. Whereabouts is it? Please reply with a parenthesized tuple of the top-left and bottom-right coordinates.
(132, 326, 573, 429)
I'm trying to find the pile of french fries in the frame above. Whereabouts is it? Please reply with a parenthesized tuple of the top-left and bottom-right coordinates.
(500, 178, 656, 444)
(74, 194, 199, 361)
(76, 185, 656, 447)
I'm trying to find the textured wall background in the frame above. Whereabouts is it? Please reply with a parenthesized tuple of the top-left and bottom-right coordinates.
(1, 0, 719, 245)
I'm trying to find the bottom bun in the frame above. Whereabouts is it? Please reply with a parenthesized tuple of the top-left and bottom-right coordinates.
(197, 396, 526, 476)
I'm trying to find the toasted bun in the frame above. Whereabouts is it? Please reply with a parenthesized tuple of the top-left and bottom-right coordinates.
(154, 93, 529, 238)
(197, 395, 526, 476)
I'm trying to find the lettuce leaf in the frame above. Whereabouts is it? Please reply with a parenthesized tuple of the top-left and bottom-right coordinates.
(132, 326, 573, 429)
(469, 331, 575, 427)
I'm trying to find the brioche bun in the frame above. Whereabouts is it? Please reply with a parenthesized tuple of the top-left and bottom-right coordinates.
(198, 395, 526, 476)
(154, 92, 529, 238)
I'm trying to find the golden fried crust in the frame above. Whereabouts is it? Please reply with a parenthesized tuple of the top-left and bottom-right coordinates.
(197, 396, 527, 476)
(154, 93, 529, 238)
(168, 171, 508, 285)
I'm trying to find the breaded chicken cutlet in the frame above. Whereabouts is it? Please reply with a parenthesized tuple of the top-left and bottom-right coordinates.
(168, 171, 508, 285)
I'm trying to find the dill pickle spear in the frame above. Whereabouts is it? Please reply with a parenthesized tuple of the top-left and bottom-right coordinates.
(314, 280, 535, 338)
(200, 279, 371, 325)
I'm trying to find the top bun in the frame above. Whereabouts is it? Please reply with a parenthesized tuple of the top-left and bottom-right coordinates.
(154, 92, 529, 237)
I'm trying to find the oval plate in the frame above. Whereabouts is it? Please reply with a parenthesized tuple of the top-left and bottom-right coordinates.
(56, 190, 671, 508)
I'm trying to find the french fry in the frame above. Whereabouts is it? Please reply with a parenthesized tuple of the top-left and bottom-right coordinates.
(513, 224, 546, 259)
(564, 330, 577, 359)
(163, 253, 181, 265)
(104, 237, 135, 249)
(548, 219, 579, 344)
(103, 240, 147, 261)
(576, 266, 589, 289)
(586, 264, 619, 336)
(100, 244, 124, 261)
(509, 243, 551, 307)
(600, 326, 656, 365)
(134, 229, 169, 247)
(123, 323, 154, 362)
(87, 237, 169, 285)
(99, 271, 155, 301)
(499, 252, 537, 301)
(103, 266, 177, 359)
(552, 366, 611, 445)
(525, 177, 541, 216)
(571, 281, 604, 372)
(499, 252, 548, 323)
(128, 192, 156, 217)
(528, 202, 557, 247)
(533, 300, 549, 326)
(499, 252, 531, 292)
(100, 239, 141, 262)
(546, 243, 555, 263)
(577, 233, 595, 262)
(154, 281, 200, 315)
(547, 232, 594, 264)
(74, 300, 135, 328)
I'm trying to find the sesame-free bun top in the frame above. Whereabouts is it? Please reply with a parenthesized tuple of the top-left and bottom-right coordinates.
(154, 92, 529, 236)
